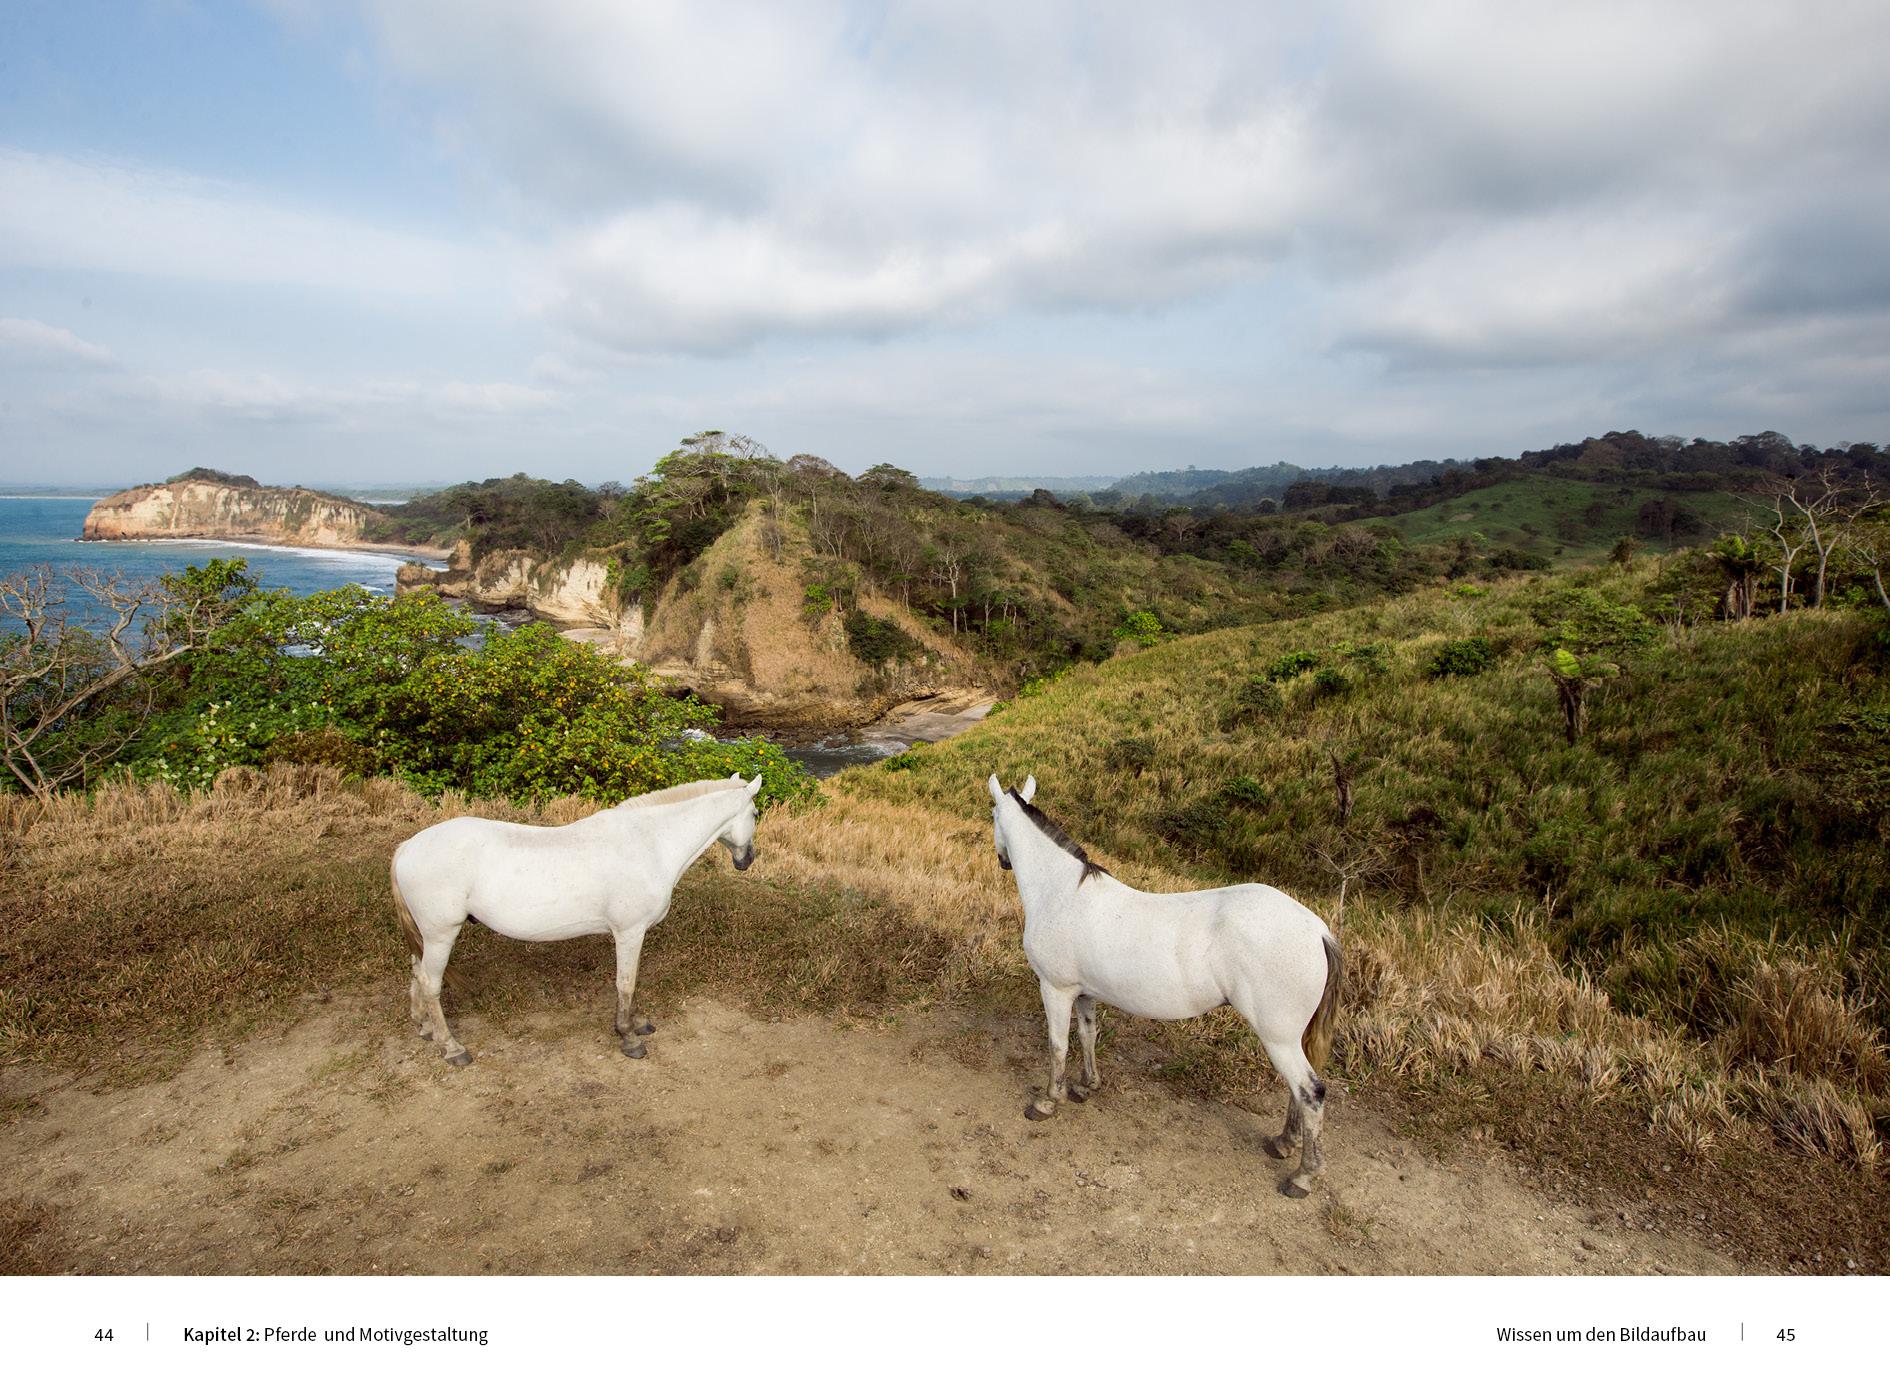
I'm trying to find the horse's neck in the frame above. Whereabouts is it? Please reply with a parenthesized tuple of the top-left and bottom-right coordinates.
(615, 793, 737, 878)
(1007, 817, 1092, 915)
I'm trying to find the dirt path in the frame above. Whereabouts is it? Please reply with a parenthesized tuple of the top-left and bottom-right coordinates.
(2, 996, 1734, 1275)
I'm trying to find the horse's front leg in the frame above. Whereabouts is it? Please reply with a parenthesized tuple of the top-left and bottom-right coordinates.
(1068, 994, 1101, 1103)
(612, 926, 654, 1059)
(1025, 982, 1078, 1121)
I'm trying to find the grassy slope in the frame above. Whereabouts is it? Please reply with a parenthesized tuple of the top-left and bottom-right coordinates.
(832, 561, 1889, 1157)
(1386, 480, 1748, 560)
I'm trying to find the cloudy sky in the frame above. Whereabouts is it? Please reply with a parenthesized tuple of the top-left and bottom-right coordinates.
(3, 0, 1887, 487)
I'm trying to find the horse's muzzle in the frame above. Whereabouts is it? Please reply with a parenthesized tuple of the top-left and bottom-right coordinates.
(998, 853, 1012, 871)
(733, 846, 756, 871)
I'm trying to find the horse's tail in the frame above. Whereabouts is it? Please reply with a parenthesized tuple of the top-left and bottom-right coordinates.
(390, 860, 425, 961)
(1301, 932, 1343, 1073)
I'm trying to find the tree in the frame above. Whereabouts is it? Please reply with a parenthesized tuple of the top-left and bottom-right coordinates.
(1544, 647, 1615, 745)
(1791, 467, 1883, 608)
(1851, 509, 1890, 614)
(0, 562, 252, 799)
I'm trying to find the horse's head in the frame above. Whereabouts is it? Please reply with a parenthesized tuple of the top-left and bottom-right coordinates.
(986, 772, 1036, 870)
(719, 773, 764, 870)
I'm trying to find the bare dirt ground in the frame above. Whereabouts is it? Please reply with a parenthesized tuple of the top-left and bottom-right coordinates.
(1, 994, 1735, 1275)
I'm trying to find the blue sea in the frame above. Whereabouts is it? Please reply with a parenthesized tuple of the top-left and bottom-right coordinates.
(0, 495, 430, 627)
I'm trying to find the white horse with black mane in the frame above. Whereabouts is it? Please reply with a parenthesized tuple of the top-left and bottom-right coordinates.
(392, 775, 763, 1065)
(988, 773, 1343, 1197)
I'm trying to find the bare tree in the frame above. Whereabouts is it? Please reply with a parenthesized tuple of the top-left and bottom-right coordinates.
(1853, 515, 1890, 614)
(0, 566, 226, 799)
(1796, 468, 1883, 608)
(1756, 491, 1808, 614)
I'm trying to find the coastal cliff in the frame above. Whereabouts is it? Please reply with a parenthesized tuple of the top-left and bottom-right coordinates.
(82, 479, 444, 556)
(398, 506, 995, 730)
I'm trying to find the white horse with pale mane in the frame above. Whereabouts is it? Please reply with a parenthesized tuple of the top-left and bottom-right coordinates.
(988, 773, 1343, 1197)
(392, 774, 763, 1065)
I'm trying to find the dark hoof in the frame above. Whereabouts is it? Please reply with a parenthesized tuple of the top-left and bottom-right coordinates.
(632, 1017, 656, 1036)
(418, 1027, 434, 1041)
(1067, 1084, 1090, 1104)
(446, 1049, 473, 1067)
(1279, 1177, 1311, 1199)
(1024, 1101, 1055, 1122)
(1262, 1135, 1291, 1161)
(621, 1038, 647, 1060)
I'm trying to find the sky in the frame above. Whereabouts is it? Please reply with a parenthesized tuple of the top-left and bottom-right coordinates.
(2, 0, 1888, 488)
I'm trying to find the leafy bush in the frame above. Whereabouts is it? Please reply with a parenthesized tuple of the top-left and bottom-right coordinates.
(881, 742, 929, 772)
(1223, 676, 1283, 726)
(1113, 609, 1165, 645)
(1219, 775, 1268, 807)
(843, 610, 919, 668)
(115, 585, 814, 808)
(1427, 637, 1496, 679)
(1532, 585, 1658, 655)
(1263, 649, 1318, 681)
(1311, 666, 1352, 698)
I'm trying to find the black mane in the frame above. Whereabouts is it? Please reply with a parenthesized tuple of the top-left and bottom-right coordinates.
(1008, 789, 1108, 884)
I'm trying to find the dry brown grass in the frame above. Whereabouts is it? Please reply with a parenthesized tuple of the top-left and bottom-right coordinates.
(0, 767, 979, 1082)
(755, 793, 1888, 1174)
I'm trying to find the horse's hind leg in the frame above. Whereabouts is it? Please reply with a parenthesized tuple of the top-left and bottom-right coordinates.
(1260, 1037, 1327, 1198)
(416, 924, 471, 1066)
(1263, 1093, 1303, 1161)
(1068, 994, 1101, 1103)
(409, 970, 431, 1040)
(1026, 982, 1078, 1121)
(611, 926, 653, 1058)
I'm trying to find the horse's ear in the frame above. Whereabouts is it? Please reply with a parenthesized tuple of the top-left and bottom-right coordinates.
(744, 773, 763, 796)
(987, 773, 1004, 802)
(1020, 774, 1037, 803)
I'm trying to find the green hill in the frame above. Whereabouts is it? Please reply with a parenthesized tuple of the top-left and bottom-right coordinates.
(840, 559, 1890, 1160)
(1388, 478, 1748, 560)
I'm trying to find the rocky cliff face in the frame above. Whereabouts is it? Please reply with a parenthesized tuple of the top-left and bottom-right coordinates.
(82, 480, 425, 553)
(398, 506, 994, 729)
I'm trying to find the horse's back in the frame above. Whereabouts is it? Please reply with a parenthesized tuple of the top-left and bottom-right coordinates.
(392, 812, 635, 939)
(1033, 877, 1329, 1027)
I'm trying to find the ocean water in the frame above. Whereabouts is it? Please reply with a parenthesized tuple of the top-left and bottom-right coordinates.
(0, 495, 430, 628)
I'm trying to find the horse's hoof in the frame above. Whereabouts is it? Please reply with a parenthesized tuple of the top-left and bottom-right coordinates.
(418, 1028, 434, 1042)
(1024, 1101, 1056, 1122)
(621, 1038, 647, 1060)
(1262, 1135, 1290, 1161)
(1279, 1176, 1312, 1199)
(446, 1049, 473, 1067)
(1067, 1084, 1090, 1104)
(631, 1017, 656, 1036)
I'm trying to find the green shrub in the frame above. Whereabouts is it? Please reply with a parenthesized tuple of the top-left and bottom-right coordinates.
(1223, 676, 1283, 726)
(1219, 775, 1268, 807)
(1427, 637, 1497, 679)
(1114, 609, 1165, 645)
(843, 610, 919, 668)
(1263, 649, 1318, 681)
(1311, 666, 1352, 698)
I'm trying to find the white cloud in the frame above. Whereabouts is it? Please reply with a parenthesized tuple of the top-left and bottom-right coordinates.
(333, 0, 1890, 372)
(0, 147, 499, 299)
(0, 317, 118, 369)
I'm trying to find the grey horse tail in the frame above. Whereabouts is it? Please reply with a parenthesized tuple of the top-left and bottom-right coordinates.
(1301, 933, 1343, 1073)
